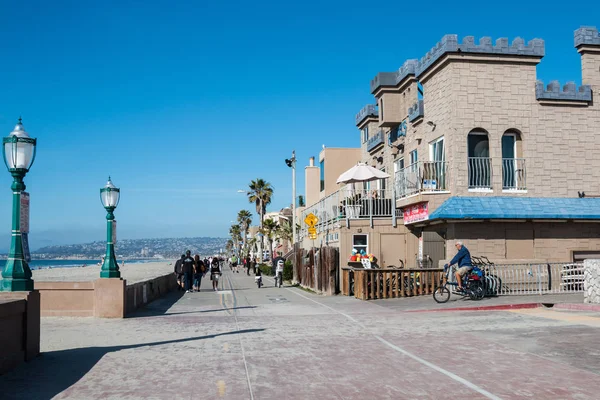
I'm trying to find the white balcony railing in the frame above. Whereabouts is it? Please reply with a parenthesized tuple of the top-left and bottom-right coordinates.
(502, 158, 526, 191)
(468, 157, 492, 190)
(299, 186, 397, 239)
(395, 161, 449, 198)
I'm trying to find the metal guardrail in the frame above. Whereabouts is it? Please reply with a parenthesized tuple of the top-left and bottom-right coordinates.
(395, 161, 449, 198)
(478, 262, 584, 296)
(502, 158, 526, 190)
(468, 157, 492, 189)
(299, 186, 398, 239)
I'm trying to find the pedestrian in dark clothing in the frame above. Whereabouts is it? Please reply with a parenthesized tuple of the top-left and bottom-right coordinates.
(182, 250, 195, 293)
(252, 257, 257, 275)
(174, 254, 185, 291)
(193, 254, 204, 292)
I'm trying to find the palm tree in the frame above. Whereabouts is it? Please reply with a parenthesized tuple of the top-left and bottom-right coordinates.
(229, 224, 242, 256)
(262, 218, 278, 260)
(225, 239, 234, 256)
(276, 219, 293, 253)
(247, 178, 274, 230)
(237, 210, 252, 251)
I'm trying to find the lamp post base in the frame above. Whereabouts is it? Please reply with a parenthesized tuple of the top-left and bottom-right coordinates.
(100, 269, 121, 279)
(1, 278, 34, 292)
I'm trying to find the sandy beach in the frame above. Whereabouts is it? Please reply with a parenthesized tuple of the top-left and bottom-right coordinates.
(32, 261, 176, 284)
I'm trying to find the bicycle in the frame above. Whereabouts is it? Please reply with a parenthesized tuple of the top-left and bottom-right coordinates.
(433, 264, 485, 303)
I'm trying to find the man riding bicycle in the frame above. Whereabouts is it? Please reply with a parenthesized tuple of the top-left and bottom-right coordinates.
(444, 241, 472, 292)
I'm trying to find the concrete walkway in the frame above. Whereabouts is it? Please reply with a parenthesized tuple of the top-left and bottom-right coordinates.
(1, 268, 600, 399)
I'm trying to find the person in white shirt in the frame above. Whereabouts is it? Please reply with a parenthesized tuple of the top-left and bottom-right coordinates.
(275, 259, 284, 288)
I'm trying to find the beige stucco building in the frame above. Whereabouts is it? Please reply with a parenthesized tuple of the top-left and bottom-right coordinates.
(299, 26, 600, 274)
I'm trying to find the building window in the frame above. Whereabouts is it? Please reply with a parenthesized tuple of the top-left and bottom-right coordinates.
(410, 149, 418, 166)
(429, 136, 445, 163)
(394, 158, 405, 173)
(319, 159, 325, 192)
(379, 99, 384, 120)
(361, 127, 369, 143)
(378, 168, 386, 192)
(352, 234, 368, 255)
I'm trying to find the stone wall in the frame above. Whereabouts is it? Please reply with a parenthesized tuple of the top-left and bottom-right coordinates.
(584, 259, 600, 304)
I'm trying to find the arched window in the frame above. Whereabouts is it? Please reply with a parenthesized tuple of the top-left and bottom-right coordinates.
(467, 129, 491, 189)
(502, 130, 525, 190)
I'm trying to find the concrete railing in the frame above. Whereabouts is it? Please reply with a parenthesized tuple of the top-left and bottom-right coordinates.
(0, 291, 40, 374)
(126, 273, 178, 314)
(35, 273, 177, 318)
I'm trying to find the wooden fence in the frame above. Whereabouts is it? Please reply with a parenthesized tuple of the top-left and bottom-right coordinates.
(342, 267, 444, 300)
(293, 244, 339, 295)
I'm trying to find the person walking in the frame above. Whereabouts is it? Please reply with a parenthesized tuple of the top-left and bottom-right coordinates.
(252, 257, 258, 275)
(174, 254, 185, 291)
(210, 257, 222, 291)
(182, 250, 195, 293)
(193, 254, 204, 292)
(245, 255, 251, 276)
(231, 255, 238, 273)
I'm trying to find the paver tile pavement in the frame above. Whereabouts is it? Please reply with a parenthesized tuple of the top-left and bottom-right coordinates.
(0, 267, 599, 399)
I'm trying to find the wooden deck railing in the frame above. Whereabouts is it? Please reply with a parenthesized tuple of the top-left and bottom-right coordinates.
(342, 267, 444, 300)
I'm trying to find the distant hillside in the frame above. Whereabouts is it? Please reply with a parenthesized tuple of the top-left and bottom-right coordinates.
(32, 237, 228, 259)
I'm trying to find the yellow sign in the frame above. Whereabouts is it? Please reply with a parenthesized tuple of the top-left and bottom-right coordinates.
(308, 227, 317, 235)
(309, 233, 317, 240)
(304, 213, 319, 227)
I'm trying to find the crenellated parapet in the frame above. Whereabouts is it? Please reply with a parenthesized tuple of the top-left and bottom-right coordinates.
(535, 80, 592, 102)
(355, 104, 378, 126)
(370, 59, 417, 93)
(575, 26, 600, 48)
(408, 100, 424, 122)
(415, 34, 545, 77)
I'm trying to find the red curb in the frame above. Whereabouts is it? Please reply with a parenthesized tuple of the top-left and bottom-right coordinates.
(552, 303, 600, 312)
(405, 303, 542, 313)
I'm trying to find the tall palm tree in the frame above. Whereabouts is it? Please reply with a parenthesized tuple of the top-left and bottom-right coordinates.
(262, 218, 278, 260)
(237, 210, 252, 251)
(247, 178, 274, 230)
(229, 224, 242, 256)
(225, 239, 234, 256)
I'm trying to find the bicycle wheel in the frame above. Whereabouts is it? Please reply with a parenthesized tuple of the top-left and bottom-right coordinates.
(469, 281, 485, 300)
(433, 286, 451, 303)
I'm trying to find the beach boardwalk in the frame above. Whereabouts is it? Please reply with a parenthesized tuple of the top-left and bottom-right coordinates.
(1, 268, 600, 399)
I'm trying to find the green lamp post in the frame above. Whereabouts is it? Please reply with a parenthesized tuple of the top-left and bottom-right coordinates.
(99, 177, 120, 278)
(1, 118, 37, 292)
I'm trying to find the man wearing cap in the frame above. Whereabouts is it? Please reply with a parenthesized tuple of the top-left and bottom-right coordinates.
(182, 250, 196, 293)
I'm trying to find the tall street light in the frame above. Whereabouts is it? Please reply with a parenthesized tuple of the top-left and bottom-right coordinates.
(1, 118, 37, 292)
(285, 150, 297, 245)
(100, 177, 120, 278)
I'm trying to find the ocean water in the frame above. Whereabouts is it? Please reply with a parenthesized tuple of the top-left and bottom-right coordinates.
(0, 259, 158, 270)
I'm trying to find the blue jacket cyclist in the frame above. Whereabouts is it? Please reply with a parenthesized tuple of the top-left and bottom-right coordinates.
(445, 241, 472, 292)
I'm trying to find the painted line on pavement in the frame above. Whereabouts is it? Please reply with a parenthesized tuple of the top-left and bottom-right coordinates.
(264, 277, 503, 400)
(224, 272, 255, 400)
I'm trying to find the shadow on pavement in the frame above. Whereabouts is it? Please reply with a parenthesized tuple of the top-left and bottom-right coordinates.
(0, 328, 265, 400)
(125, 290, 184, 318)
(133, 306, 258, 318)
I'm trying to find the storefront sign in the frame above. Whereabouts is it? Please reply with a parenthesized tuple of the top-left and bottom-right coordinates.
(403, 202, 429, 224)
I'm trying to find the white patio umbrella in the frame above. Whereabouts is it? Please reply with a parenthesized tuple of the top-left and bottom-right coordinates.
(336, 162, 390, 184)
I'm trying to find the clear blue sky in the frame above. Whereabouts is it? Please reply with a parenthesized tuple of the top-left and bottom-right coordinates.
(0, 0, 597, 250)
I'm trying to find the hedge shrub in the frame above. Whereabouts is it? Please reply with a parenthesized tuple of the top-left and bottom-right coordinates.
(283, 260, 293, 281)
(258, 264, 273, 276)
